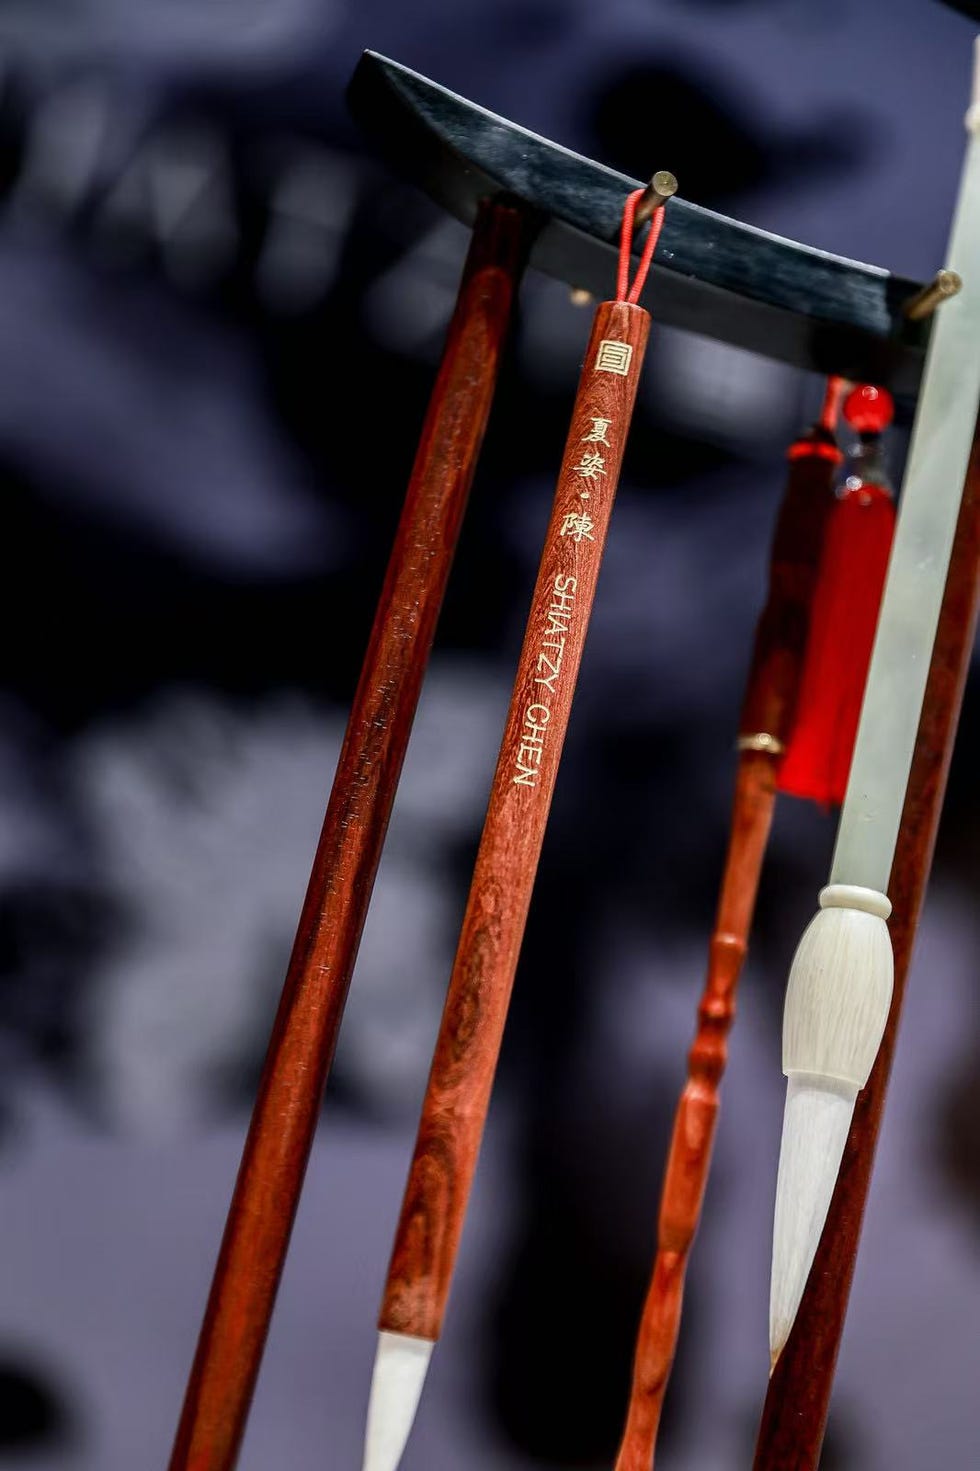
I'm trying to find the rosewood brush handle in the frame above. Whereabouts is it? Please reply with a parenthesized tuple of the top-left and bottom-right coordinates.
(168, 197, 530, 1471)
(739, 432, 840, 745)
(614, 431, 839, 1471)
(379, 299, 650, 1343)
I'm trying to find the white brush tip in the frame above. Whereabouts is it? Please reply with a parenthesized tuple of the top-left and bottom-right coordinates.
(362, 1331, 434, 1471)
(769, 1074, 858, 1364)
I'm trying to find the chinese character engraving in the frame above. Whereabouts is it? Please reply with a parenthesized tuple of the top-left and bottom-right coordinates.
(582, 417, 612, 445)
(560, 512, 595, 543)
(573, 451, 606, 484)
(595, 339, 633, 375)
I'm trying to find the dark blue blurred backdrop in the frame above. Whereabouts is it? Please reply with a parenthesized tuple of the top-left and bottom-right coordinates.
(0, 1, 978, 1467)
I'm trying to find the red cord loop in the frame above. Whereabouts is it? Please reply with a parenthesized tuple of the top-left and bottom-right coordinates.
(616, 188, 668, 304)
(819, 375, 847, 433)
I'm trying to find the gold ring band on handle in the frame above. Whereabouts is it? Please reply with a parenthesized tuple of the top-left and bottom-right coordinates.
(736, 732, 786, 755)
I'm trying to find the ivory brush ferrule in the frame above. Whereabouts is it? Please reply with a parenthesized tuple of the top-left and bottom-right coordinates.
(769, 36, 980, 1367)
(361, 298, 651, 1471)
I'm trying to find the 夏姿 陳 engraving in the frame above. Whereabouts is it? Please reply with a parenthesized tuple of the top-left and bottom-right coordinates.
(512, 398, 624, 789)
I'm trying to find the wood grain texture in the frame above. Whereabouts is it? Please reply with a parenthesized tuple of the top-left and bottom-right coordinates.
(753, 424, 980, 1471)
(378, 300, 649, 1344)
(168, 197, 531, 1471)
(614, 431, 840, 1471)
(739, 428, 841, 743)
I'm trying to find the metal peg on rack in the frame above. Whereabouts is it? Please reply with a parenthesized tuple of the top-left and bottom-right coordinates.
(903, 268, 963, 319)
(634, 169, 678, 225)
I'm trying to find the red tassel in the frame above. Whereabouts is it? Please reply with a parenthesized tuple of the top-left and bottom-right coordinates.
(777, 385, 897, 807)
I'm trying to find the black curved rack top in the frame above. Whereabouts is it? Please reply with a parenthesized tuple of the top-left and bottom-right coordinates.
(348, 52, 932, 397)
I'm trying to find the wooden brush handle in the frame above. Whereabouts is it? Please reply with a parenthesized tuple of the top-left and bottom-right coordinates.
(614, 749, 777, 1471)
(379, 299, 649, 1343)
(739, 430, 840, 746)
(753, 426, 980, 1471)
(168, 197, 530, 1471)
(614, 432, 839, 1471)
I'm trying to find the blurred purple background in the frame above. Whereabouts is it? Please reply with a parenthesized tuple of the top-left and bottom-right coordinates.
(0, 0, 978, 1466)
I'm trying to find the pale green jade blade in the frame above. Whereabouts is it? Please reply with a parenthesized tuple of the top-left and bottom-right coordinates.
(831, 46, 980, 892)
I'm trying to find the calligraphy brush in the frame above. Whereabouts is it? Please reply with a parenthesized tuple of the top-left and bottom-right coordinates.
(168, 196, 531, 1471)
(360, 177, 673, 1471)
(768, 38, 980, 1370)
(754, 417, 980, 1470)
(610, 377, 847, 1471)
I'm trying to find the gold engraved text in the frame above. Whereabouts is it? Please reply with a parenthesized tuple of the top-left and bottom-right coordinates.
(513, 575, 578, 787)
(573, 451, 606, 483)
(595, 339, 632, 375)
(559, 512, 595, 542)
(582, 417, 612, 445)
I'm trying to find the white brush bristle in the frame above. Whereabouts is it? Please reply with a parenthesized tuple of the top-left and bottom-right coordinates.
(362, 1331, 434, 1471)
(770, 887, 893, 1362)
(769, 1074, 857, 1364)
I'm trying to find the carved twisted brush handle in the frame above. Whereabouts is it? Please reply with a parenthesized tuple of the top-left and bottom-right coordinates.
(614, 426, 840, 1471)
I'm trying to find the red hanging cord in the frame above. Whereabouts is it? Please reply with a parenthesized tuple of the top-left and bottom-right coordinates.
(818, 375, 848, 433)
(616, 187, 668, 305)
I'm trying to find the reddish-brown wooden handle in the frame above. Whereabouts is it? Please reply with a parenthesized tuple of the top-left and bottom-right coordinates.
(752, 428, 980, 1471)
(168, 197, 531, 1471)
(739, 428, 841, 744)
(378, 300, 650, 1343)
(614, 432, 840, 1471)
(614, 750, 776, 1471)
